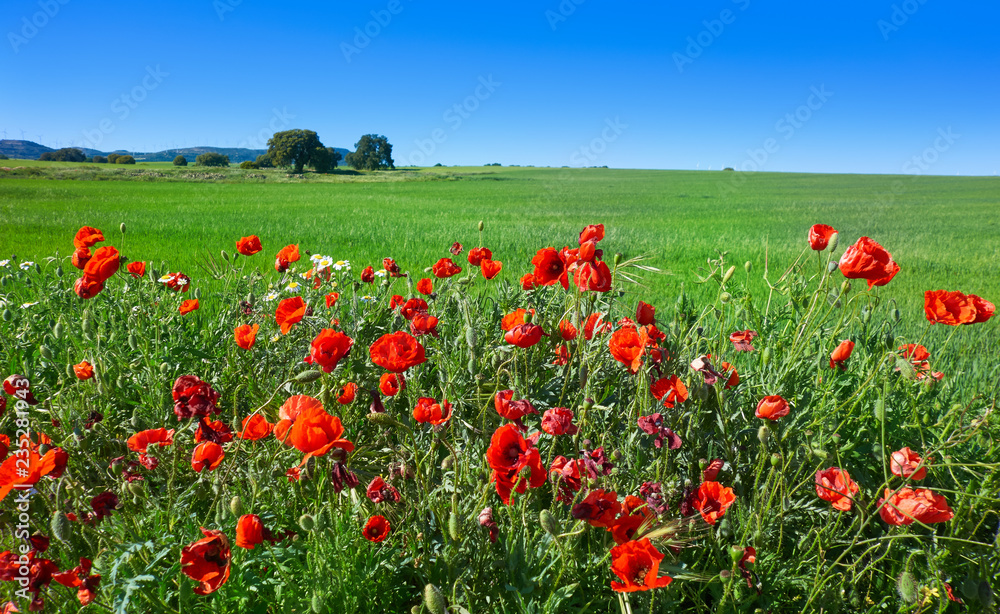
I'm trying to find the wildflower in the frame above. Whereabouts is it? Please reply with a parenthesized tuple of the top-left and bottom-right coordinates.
(572, 489, 621, 528)
(808, 224, 837, 250)
(366, 476, 401, 504)
(504, 323, 547, 348)
(303, 329, 353, 373)
(432, 257, 462, 278)
(172, 375, 221, 420)
(702, 459, 724, 481)
(179, 299, 199, 315)
(74, 226, 105, 248)
(486, 424, 545, 504)
(416, 278, 433, 295)
(829, 340, 855, 370)
(839, 237, 899, 288)
(274, 244, 300, 272)
(494, 390, 539, 423)
(275, 296, 306, 334)
(450, 242, 463, 255)
(541, 407, 578, 436)
(237, 415, 273, 441)
(637, 413, 682, 450)
(649, 376, 688, 409)
(363, 516, 391, 542)
(530, 247, 568, 289)
(877, 487, 954, 525)
(337, 382, 358, 404)
(379, 372, 405, 396)
(127, 428, 175, 453)
(573, 260, 612, 292)
(924, 290, 994, 325)
(729, 330, 758, 352)
(689, 481, 736, 525)
(369, 331, 427, 372)
(234, 324, 259, 350)
(194, 419, 233, 444)
(236, 514, 264, 549)
(265, 291, 279, 301)
(236, 235, 262, 256)
(468, 247, 493, 266)
(636, 301, 656, 325)
(413, 397, 452, 425)
(126, 261, 146, 278)
(191, 442, 225, 472)
(481, 259, 502, 279)
(90, 492, 119, 522)
(180, 528, 231, 595)
(609, 327, 645, 374)
(755, 395, 790, 421)
(890, 447, 929, 480)
(815, 467, 860, 511)
(285, 281, 301, 293)
(19, 261, 35, 270)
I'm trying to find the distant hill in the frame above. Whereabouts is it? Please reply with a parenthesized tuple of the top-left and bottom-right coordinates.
(0, 140, 349, 165)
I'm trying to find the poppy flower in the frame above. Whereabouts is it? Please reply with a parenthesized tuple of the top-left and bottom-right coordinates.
(90, 492, 119, 522)
(689, 481, 736, 525)
(729, 330, 758, 352)
(0, 448, 67, 501)
(322, 292, 339, 309)
(549, 456, 584, 503)
(74, 276, 104, 299)
(702, 458, 724, 481)
(275, 296, 306, 334)
(969, 294, 996, 323)
(161, 272, 192, 292)
(839, 237, 899, 289)
(499, 309, 531, 332)
(409, 313, 439, 338)
(530, 247, 568, 289)
(363, 515, 391, 542)
(180, 528, 231, 595)
(126, 261, 145, 278)
(237, 414, 273, 441)
(191, 442, 224, 472)
(898, 344, 930, 362)
(890, 447, 929, 480)
(520, 273, 540, 290)
(389, 294, 405, 310)
(82, 245, 120, 284)
(274, 244, 300, 272)
(481, 259, 502, 279)
(573, 260, 612, 292)
(494, 390, 539, 422)
(71, 247, 91, 269)
(609, 327, 645, 374)
(815, 467, 860, 511)
(557, 320, 578, 341)
(179, 299, 199, 315)
(829, 340, 855, 370)
(304, 329, 353, 373)
(755, 395, 790, 420)
(609, 496, 655, 545)
(552, 343, 570, 366)
(450, 242, 463, 255)
(413, 397, 452, 425)
(236, 235, 262, 256)
(369, 331, 427, 372)
(416, 278, 433, 295)
(73, 361, 94, 380)
(235, 514, 264, 549)
(571, 489, 621, 528)
(637, 413, 682, 450)
(274, 395, 322, 443)
(172, 375, 221, 420)
(467, 247, 492, 266)
(649, 376, 688, 409)
(877, 487, 954, 525)
(541, 407, 577, 436)
(127, 428, 175, 453)
(194, 419, 233, 444)
(504, 323, 547, 348)
(337, 382, 358, 404)
(486, 424, 545, 503)
(584, 313, 612, 339)
(808, 224, 837, 250)
(234, 324, 259, 350)
(52, 557, 101, 605)
(361, 265, 375, 283)
(74, 226, 105, 249)
(924, 290, 993, 325)
(366, 476, 401, 504)
(399, 298, 428, 321)
(579, 223, 605, 244)
(431, 258, 462, 278)
(636, 301, 655, 326)
(379, 372, 405, 396)
(288, 405, 354, 460)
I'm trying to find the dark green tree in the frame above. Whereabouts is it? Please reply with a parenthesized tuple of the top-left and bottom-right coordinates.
(309, 147, 343, 174)
(107, 153, 120, 164)
(255, 153, 274, 168)
(92, 155, 107, 163)
(39, 148, 86, 162)
(195, 152, 230, 167)
(173, 155, 188, 166)
(345, 134, 394, 171)
(266, 129, 324, 173)
(116, 155, 136, 165)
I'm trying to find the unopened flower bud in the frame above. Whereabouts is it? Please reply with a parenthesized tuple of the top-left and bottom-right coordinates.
(614, 252, 623, 266)
(424, 584, 447, 614)
(295, 370, 323, 383)
(120, 223, 127, 234)
(221, 250, 230, 262)
(744, 261, 752, 273)
(539, 509, 560, 538)
(299, 514, 315, 532)
(229, 496, 242, 516)
(477, 221, 484, 232)
(722, 265, 735, 284)
(720, 292, 731, 304)
(757, 425, 770, 445)
(840, 280, 851, 295)
(828, 232, 839, 252)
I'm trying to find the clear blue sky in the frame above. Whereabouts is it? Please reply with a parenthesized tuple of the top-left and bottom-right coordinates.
(2, 0, 997, 174)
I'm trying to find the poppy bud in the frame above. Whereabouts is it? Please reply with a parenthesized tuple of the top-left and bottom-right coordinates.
(127, 481, 144, 497)
(828, 232, 839, 252)
(770, 453, 782, 468)
(50, 512, 71, 542)
(295, 370, 323, 383)
(55, 265, 63, 278)
(229, 496, 242, 516)
(40, 345, 52, 360)
(159, 362, 170, 375)
(38, 443, 51, 455)
(720, 292, 731, 304)
(582, 397, 594, 411)
(757, 425, 770, 445)
(840, 280, 851, 295)
(424, 584, 447, 614)
(896, 571, 918, 604)
(729, 545, 744, 563)
(614, 252, 623, 265)
(579, 365, 588, 389)
(299, 514, 315, 531)
(745, 261, 752, 273)
(215, 506, 227, 525)
(478, 220, 484, 232)
(465, 328, 477, 348)
(194, 287, 202, 299)
(82, 316, 93, 335)
(128, 333, 138, 351)
(311, 595, 328, 614)
(539, 509, 560, 538)
(891, 308, 901, 322)
(441, 454, 455, 470)
(448, 513, 461, 541)
(761, 347, 771, 366)
(366, 413, 408, 431)
(120, 222, 127, 234)
(723, 265, 735, 284)
(1, 308, 10, 322)
(221, 249, 230, 262)
(34, 262, 41, 274)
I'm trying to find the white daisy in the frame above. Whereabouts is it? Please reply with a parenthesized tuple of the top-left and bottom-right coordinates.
(21, 302, 38, 308)
(159, 274, 174, 283)
(286, 281, 301, 292)
(318, 256, 334, 270)
(375, 269, 386, 278)
(265, 291, 279, 301)
(0, 260, 9, 268)
(360, 295, 376, 303)
(19, 261, 34, 270)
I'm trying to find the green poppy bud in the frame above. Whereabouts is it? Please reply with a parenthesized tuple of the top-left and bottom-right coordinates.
(229, 496, 243, 517)
(722, 265, 735, 284)
(295, 370, 323, 383)
(896, 571, 918, 604)
(299, 514, 315, 532)
(424, 584, 447, 614)
(539, 509, 560, 538)
(51, 512, 71, 542)
(744, 261, 752, 273)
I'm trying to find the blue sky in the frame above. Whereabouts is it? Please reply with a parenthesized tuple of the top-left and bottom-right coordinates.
(2, 0, 997, 174)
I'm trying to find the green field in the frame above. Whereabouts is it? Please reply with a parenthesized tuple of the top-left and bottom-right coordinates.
(2, 161, 997, 333)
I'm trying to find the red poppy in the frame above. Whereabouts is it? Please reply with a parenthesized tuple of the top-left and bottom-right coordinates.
(530, 247, 568, 289)
(969, 294, 996, 323)
(611, 539, 672, 593)
(924, 290, 993, 325)
(337, 382, 358, 404)
(73, 361, 94, 380)
(366, 476, 401, 504)
(369, 331, 427, 372)
(236, 235, 262, 256)
(52, 557, 101, 605)
(501, 308, 533, 331)
(126, 261, 145, 278)
(558, 320, 578, 341)
(71, 247, 91, 269)
(413, 397, 452, 425)
(584, 313, 611, 339)
(179, 299, 199, 315)
(74, 226, 105, 249)
(234, 324, 259, 350)
(702, 458, 724, 481)
(172, 375, 220, 420)
(549, 456, 584, 503)
(520, 273, 540, 290)
(815, 467, 860, 511)
(304, 329, 353, 373)
(541, 407, 577, 436)
(274, 395, 324, 444)
(361, 265, 375, 283)
(890, 447, 929, 480)
(486, 424, 545, 503)
(432, 258, 462, 278)
(127, 428, 175, 453)
(194, 419, 233, 444)
(877, 487, 954, 525)
(755, 395, 790, 420)
(82, 245, 120, 283)
(609, 327, 644, 374)
(287, 404, 354, 460)
(636, 301, 656, 326)
(729, 330, 758, 352)
(637, 413, 682, 450)
(481, 259, 502, 279)
(275, 296, 306, 334)
(468, 247, 493, 266)
(363, 515, 391, 542)
(450, 242, 463, 255)
(839, 237, 899, 289)
(690, 481, 736, 525)
(237, 414, 273, 440)
(236, 514, 264, 549)
(579, 223, 605, 244)
(504, 323, 547, 348)
(649, 376, 688, 408)
(399, 298, 428, 321)
(274, 244, 300, 272)
(808, 224, 837, 250)
(609, 496, 654, 545)
(494, 390, 539, 421)
(829, 340, 855, 370)
(74, 276, 104, 300)
(573, 260, 612, 292)
(571, 489, 621, 528)
(379, 372, 405, 396)
(898, 344, 930, 362)
(0, 448, 67, 500)
(180, 528, 231, 595)
(325, 292, 340, 308)
(410, 313, 439, 338)
(416, 278, 433, 295)
(191, 442, 225, 472)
